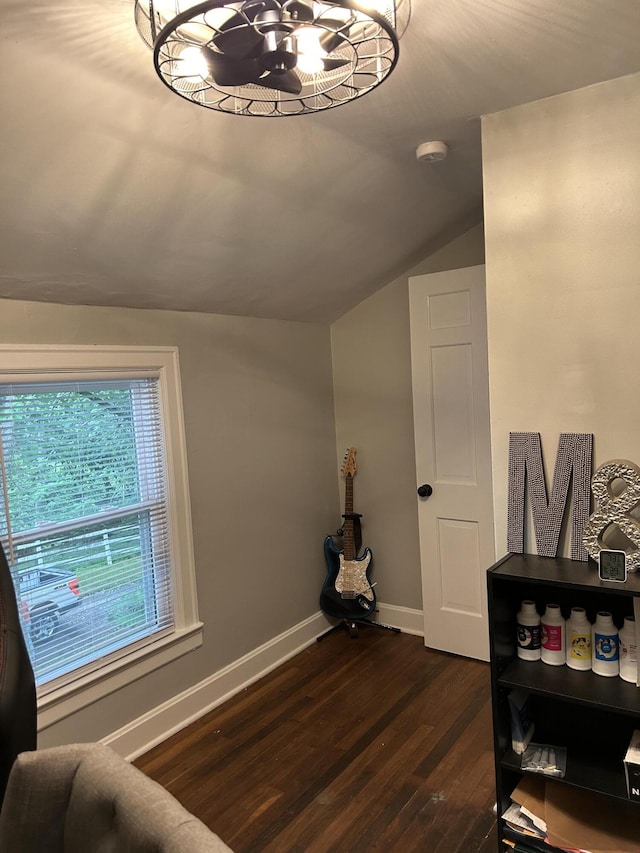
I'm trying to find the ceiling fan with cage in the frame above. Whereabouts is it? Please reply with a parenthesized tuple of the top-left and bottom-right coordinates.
(134, 0, 408, 115)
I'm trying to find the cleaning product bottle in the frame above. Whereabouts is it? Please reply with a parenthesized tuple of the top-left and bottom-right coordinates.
(592, 611, 619, 677)
(619, 616, 638, 684)
(516, 600, 541, 661)
(541, 603, 565, 666)
(566, 607, 592, 671)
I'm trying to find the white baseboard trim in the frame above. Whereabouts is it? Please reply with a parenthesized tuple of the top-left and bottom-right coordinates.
(103, 603, 423, 761)
(373, 602, 423, 636)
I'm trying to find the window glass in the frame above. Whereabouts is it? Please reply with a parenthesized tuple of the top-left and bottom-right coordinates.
(0, 378, 173, 691)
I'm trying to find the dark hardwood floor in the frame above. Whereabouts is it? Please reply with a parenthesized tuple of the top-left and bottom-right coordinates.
(136, 626, 498, 852)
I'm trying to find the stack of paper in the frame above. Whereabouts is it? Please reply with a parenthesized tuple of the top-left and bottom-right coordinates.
(502, 776, 561, 853)
(502, 775, 639, 853)
(503, 803, 545, 839)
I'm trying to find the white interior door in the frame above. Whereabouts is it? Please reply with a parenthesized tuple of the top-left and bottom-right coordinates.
(409, 265, 495, 661)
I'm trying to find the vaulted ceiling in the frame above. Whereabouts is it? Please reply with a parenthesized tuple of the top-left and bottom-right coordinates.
(2, 0, 639, 322)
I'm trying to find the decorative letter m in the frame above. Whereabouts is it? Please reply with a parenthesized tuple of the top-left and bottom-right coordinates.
(507, 433, 593, 561)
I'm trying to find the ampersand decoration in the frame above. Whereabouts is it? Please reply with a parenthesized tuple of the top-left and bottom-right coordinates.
(582, 459, 640, 573)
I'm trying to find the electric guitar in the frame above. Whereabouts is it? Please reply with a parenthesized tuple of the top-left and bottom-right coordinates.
(320, 448, 376, 620)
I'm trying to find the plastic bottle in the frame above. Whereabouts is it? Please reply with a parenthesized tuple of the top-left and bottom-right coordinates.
(516, 600, 541, 661)
(566, 607, 592, 671)
(619, 616, 638, 684)
(592, 611, 619, 677)
(541, 603, 565, 666)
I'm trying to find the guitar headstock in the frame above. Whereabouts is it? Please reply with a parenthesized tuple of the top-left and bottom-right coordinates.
(341, 447, 357, 478)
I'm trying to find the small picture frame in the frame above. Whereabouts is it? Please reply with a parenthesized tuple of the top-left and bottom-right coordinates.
(598, 549, 628, 583)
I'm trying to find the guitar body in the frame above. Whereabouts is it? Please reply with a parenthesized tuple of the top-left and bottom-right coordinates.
(320, 535, 377, 621)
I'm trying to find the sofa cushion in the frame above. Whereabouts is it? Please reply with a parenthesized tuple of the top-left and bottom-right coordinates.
(0, 743, 233, 853)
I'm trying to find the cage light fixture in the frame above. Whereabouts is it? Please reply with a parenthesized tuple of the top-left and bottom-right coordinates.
(134, 0, 408, 116)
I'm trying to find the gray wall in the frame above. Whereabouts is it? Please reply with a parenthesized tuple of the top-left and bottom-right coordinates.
(0, 299, 338, 745)
(482, 71, 640, 556)
(330, 224, 486, 610)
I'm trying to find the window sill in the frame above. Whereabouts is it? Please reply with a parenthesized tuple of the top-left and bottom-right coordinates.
(37, 622, 204, 731)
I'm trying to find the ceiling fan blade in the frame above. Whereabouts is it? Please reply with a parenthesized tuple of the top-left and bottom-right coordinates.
(202, 46, 302, 93)
(321, 57, 350, 71)
(212, 15, 265, 59)
(316, 18, 351, 28)
(259, 69, 302, 95)
(319, 29, 348, 53)
(201, 46, 260, 86)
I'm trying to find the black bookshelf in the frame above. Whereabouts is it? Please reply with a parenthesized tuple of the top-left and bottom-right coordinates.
(487, 552, 640, 852)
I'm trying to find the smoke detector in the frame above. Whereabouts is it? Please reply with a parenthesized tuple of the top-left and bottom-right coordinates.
(416, 141, 448, 162)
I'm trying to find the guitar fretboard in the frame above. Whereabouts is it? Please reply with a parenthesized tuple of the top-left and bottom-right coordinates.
(343, 475, 355, 561)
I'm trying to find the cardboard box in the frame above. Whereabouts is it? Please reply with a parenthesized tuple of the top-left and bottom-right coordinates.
(545, 780, 640, 853)
(624, 729, 640, 802)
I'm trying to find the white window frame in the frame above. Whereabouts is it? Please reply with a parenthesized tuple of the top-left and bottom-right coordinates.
(0, 345, 202, 729)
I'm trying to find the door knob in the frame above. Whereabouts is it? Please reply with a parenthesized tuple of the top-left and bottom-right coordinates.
(417, 484, 433, 498)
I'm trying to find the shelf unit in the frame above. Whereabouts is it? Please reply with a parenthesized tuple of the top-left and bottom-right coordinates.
(487, 552, 640, 851)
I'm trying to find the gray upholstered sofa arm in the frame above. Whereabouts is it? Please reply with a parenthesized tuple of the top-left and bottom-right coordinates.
(0, 743, 233, 852)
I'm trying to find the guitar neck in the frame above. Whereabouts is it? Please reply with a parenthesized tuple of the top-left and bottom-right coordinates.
(343, 475, 356, 560)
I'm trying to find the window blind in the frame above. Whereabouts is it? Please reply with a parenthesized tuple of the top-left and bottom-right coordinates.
(0, 377, 174, 691)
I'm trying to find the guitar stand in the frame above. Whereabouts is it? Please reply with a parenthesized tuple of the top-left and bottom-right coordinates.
(317, 615, 401, 641)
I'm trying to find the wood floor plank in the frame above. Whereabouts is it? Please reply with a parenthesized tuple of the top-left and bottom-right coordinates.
(136, 630, 497, 852)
